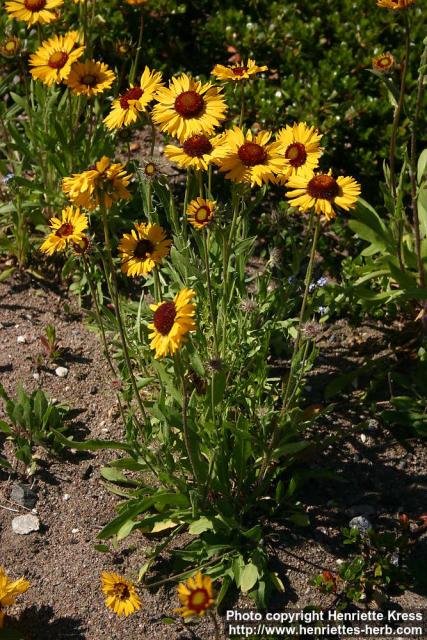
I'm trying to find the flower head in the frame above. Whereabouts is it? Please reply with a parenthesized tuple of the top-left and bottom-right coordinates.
(0, 35, 21, 58)
(377, 0, 415, 8)
(217, 126, 287, 187)
(40, 206, 88, 255)
(164, 132, 229, 172)
(5, 0, 62, 25)
(125, 0, 148, 4)
(186, 198, 215, 229)
(372, 52, 395, 73)
(104, 66, 163, 130)
(274, 122, 323, 184)
(29, 31, 84, 86)
(139, 156, 168, 181)
(211, 58, 268, 82)
(66, 59, 115, 97)
(118, 223, 171, 277)
(285, 170, 361, 221)
(148, 288, 196, 358)
(63, 156, 132, 210)
(175, 572, 215, 619)
(152, 73, 227, 141)
(101, 572, 141, 617)
(0, 566, 30, 629)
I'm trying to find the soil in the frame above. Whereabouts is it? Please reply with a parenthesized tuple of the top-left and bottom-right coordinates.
(0, 278, 426, 640)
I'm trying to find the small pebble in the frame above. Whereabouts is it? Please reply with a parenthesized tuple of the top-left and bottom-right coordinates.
(32, 372, 40, 381)
(349, 515, 372, 534)
(360, 433, 367, 443)
(55, 366, 68, 378)
(63, 494, 70, 501)
(12, 514, 40, 535)
(71, 528, 79, 534)
(10, 483, 37, 509)
(16, 335, 27, 343)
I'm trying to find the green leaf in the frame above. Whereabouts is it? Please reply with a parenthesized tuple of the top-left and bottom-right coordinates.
(51, 430, 133, 452)
(417, 148, 427, 184)
(240, 562, 259, 593)
(188, 517, 214, 535)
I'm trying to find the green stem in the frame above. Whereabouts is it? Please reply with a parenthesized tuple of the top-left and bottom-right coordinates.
(389, 13, 410, 201)
(409, 34, 427, 289)
(221, 189, 240, 356)
(203, 231, 218, 356)
(129, 13, 144, 86)
(99, 196, 149, 428)
(257, 212, 321, 486)
(239, 82, 245, 128)
(176, 354, 201, 488)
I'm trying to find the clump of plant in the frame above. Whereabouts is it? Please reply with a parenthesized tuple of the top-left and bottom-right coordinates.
(39, 323, 63, 363)
(312, 517, 412, 608)
(0, 384, 70, 475)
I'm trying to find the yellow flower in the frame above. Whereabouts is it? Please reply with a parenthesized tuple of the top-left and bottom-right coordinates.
(377, 0, 415, 8)
(285, 170, 361, 221)
(62, 156, 132, 210)
(152, 73, 227, 141)
(66, 59, 115, 97)
(372, 52, 395, 73)
(217, 126, 288, 187)
(101, 572, 141, 618)
(29, 31, 85, 86)
(5, 0, 62, 25)
(104, 66, 163, 130)
(186, 198, 215, 229)
(118, 223, 171, 277)
(0, 566, 30, 629)
(0, 35, 21, 58)
(211, 58, 268, 82)
(274, 122, 323, 185)
(175, 572, 215, 619)
(40, 206, 88, 255)
(125, 0, 148, 4)
(148, 288, 196, 358)
(164, 132, 229, 171)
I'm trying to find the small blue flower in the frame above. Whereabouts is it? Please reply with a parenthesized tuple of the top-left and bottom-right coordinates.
(287, 276, 297, 285)
(316, 276, 328, 287)
(308, 283, 316, 293)
(3, 173, 14, 184)
(318, 305, 328, 316)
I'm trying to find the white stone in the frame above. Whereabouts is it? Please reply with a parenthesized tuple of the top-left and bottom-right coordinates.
(63, 494, 70, 501)
(55, 366, 68, 378)
(71, 528, 79, 534)
(12, 514, 40, 535)
(32, 373, 40, 381)
(17, 335, 27, 344)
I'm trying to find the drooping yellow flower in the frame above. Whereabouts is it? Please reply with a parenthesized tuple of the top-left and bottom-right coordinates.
(118, 223, 171, 277)
(29, 31, 84, 86)
(148, 288, 196, 358)
(40, 206, 88, 255)
(101, 572, 141, 618)
(104, 66, 163, 130)
(0, 566, 30, 629)
(377, 0, 415, 8)
(152, 73, 227, 141)
(186, 198, 215, 229)
(217, 127, 287, 187)
(0, 35, 21, 58)
(125, 0, 148, 4)
(164, 132, 229, 171)
(62, 156, 132, 210)
(285, 170, 361, 221)
(274, 122, 323, 185)
(175, 572, 215, 619)
(66, 59, 115, 97)
(211, 58, 268, 82)
(372, 52, 395, 73)
(5, 0, 62, 25)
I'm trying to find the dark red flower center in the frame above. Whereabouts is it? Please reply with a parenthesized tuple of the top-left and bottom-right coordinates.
(153, 301, 176, 335)
(238, 142, 267, 167)
(113, 583, 130, 601)
(188, 588, 210, 613)
(174, 91, 204, 118)
(48, 51, 69, 69)
(56, 222, 74, 237)
(81, 74, 98, 87)
(24, 0, 46, 10)
(307, 174, 339, 200)
(183, 134, 212, 158)
(377, 56, 392, 68)
(134, 238, 154, 259)
(195, 206, 211, 224)
(232, 66, 248, 76)
(120, 86, 144, 110)
(285, 142, 307, 168)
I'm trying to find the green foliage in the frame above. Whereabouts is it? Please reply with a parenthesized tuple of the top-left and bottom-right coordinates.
(0, 383, 70, 474)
